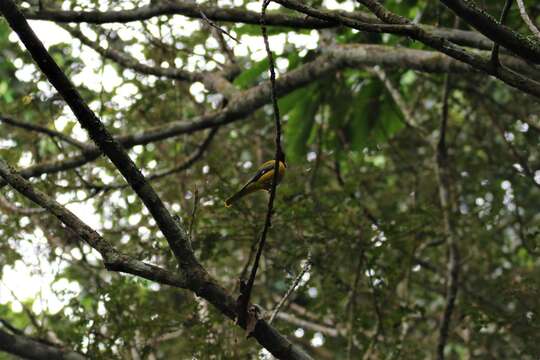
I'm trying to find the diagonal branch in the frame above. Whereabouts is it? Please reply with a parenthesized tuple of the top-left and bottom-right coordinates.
(269, 257, 312, 325)
(0, 0, 196, 268)
(63, 26, 239, 97)
(273, 0, 540, 97)
(491, 0, 514, 67)
(0, 193, 45, 214)
(516, 0, 540, 40)
(0, 325, 86, 360)
(368, 67, 426, 135)
(71, 26, 200, 82)
(0, 157, 189, 288)
(73, 127, 219, 191)
(0, 115, 88, 150)
(0, 2, 311, 358)
(354, 0, 540, 95)
(2, 41, 539, 191)
(439, 0, 540, 64)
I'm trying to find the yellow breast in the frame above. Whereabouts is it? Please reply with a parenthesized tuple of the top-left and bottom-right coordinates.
(257, 160, 286, 188)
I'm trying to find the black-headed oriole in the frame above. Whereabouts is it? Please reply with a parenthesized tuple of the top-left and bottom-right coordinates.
(225, 153, 286, 207)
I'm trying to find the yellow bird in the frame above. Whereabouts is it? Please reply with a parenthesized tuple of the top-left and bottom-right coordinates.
(225, 155, 286, 207)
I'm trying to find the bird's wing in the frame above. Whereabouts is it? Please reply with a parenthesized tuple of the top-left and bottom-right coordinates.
(243, 161, 275, 187)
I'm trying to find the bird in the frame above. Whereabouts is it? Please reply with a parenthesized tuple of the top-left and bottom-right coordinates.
(225, 153, 286, 207)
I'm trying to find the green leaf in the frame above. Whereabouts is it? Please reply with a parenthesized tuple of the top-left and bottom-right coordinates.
(233, 58, 269, 89)
(346, 79, 382, 150)
(283, 84, 319, 162)
(346, 78, 404, 150)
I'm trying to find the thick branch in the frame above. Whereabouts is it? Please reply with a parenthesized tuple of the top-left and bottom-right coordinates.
(3, 42, 539, 190)
(0, 2, 311, 358)
(0, 327, 86, 360)
(22, 1, 491, 50)
(0, 0, 197, 269)
(24, 1, 334, 27)
(272, 0, 540, 97)
(439, 0, 540, 64)
(350, 0, 540, 97)
(0, 158, 190, 288)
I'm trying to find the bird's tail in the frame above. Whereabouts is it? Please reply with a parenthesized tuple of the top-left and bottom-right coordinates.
(224, 185, 258, 207)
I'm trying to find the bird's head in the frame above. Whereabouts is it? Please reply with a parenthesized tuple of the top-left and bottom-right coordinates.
(278, 151, 286, 166)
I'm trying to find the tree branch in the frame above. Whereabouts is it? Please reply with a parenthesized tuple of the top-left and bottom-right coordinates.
(3, 40, 539, 191)
(0, 2, 311, 358)
(357, 0, 540, 95)
(275, 312, 339, 337)
(21, 0, 494, 51)
(516, 0, 540, 40)
(0, 326, 86, 360)
(439, 0, 540, 64)
(273, 0, 540, 97)
(491, 0, 514, 67)
(0, 157, 191, 288)
(269, 257, 312, 325)
(0, 193, 45, 214)
(369, 66, 426, 134)
(72, 127, 219, 191)
(435, 76, 460, 360)
(0, 115, 88, 150)
(24, 1, 335, 27)
(63, 26, 239, 97)
(0, 0, 197, 269)
(324, 44, 540, 79)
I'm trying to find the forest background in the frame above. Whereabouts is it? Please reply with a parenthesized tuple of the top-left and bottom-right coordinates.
(0, 0, 539, 359)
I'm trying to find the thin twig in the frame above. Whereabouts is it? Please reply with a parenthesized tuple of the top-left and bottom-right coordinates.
(483, 106, 540, 189)
(269, 257, 312, 324)
(238, 0, 284, 329)
(188, 188, 199, 241)
(0, 318, 25, 336)
(0, 115, 88, 150)
(365, 263, 385, 338)
(0, 194, 45, 214)
(64, 127, 219, 192)
(346, 255, 364, 360)
(369, 66, 428, 138)
(516, 0, 540, 40)
(0, 279, 43, 331)
(435, 75, 460, 360)
(199, 9, 240, 43)
(491, 0, 514, 67)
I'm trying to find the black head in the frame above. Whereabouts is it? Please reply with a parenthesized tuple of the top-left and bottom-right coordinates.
(278, 151, 286, 164)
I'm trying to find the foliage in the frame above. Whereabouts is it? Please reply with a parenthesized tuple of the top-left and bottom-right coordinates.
(0, 0, 539, 359)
